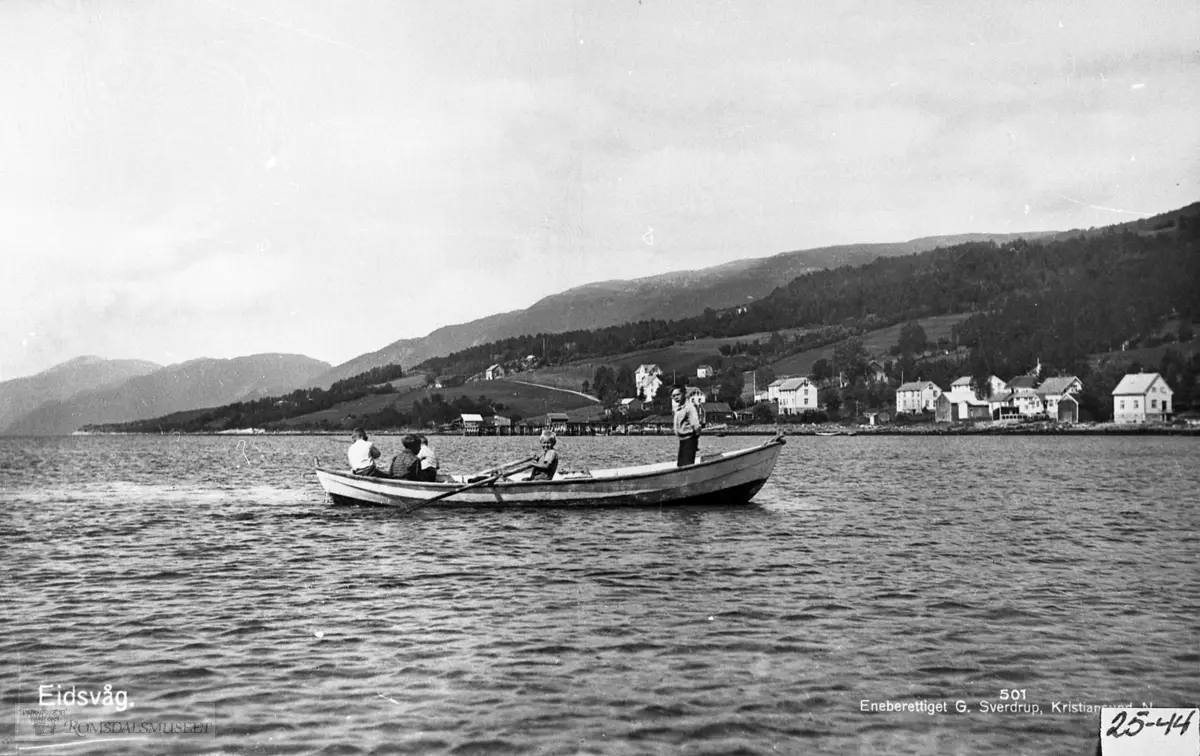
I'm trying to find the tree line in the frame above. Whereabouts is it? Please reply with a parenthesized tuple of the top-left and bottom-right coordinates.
(87, 207, 1199, 431)
(83, 363, 410, 433)
(414, 214, 1199, 402)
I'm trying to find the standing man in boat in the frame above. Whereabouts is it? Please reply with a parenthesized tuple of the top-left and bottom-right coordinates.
(347, 427, 395, 477)
(671, 385, 702, 466)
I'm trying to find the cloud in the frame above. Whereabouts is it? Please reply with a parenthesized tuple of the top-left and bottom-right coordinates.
(2, 0, 1198, 379)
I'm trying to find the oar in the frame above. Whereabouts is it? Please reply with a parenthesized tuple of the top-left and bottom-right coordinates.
(469, 455, 538, 479)
(405, 463, 535, 512)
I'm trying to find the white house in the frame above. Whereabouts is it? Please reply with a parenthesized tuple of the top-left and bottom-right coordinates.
(696, 364, 714, 379)
(484, 364, 505, 380)
(948, 375, 1007, 400)
(460, 413, 484, 434)
(987, 390, 1019, 420)
(764, 378, 786, 403)
(684, 386, 707, 419)
(896, 381, 942, 413)
(1011, 387, 1044, 417)
(1037, 376, 1083, 422)
(984, 387, 1042, 419)
(635, 364, 663, 403)
(777, 377, 818, 415)
(1112, 373, 1174, 423)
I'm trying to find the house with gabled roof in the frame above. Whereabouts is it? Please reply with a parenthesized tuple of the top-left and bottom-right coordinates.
(949, 375, 1007, 400)
(618, 397, 643, 414)
(777, 377, 818, 415)
(460, 413, 484, 434)
(896, 381, 942, 413)
(1037, 376, 1082, 396)
(1011, 387, 1044, 416)
(765, 378, 787, 403)
(635, 364, 663, 403)
(1007, 374, 1038, 390)
(986, 387, 1044, 419)
(1037, 376, 1083, 423)
(987, 390, 1021, 420)
(1112, 373, 1174, 423)
(941, 391, 991, 422)
(702, 402, 734, 422)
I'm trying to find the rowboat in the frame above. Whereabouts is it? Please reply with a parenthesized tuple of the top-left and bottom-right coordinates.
(315, 435, 786, 509)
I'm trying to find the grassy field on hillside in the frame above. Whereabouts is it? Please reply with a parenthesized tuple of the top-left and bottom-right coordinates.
(769, 313, 974, 376)
(526, 320, 955, 387)
(277, 378, 597, 426)
(383, 374, 430, 391)
(1089, 334, 1199, 369)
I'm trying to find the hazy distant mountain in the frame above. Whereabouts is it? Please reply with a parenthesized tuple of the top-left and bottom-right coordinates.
(2, 353, 329, 435)
(0, 356, 161, 431)
(313, 232, 1055, 386)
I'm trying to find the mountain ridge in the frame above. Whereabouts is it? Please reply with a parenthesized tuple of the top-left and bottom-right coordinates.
(311, 231, 1056, 386)
(2, 353, 330, 435)
(0, 356, 162, 432)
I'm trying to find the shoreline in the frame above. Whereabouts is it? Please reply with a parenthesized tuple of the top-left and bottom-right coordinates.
(64, 423, 1200, 438)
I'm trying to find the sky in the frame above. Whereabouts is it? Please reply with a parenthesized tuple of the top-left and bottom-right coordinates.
(1, 0, 1197, 380)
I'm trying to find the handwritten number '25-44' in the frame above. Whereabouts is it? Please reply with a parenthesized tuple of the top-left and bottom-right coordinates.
(1106, 709, 1195, 738)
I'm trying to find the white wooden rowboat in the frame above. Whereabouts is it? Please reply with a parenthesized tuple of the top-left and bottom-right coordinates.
(315, 435, 785, 509)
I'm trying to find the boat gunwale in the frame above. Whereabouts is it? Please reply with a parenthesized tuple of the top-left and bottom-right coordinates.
(315, 436, 784, 490)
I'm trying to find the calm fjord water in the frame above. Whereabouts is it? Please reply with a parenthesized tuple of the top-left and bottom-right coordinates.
(1, 434, 1197, 755)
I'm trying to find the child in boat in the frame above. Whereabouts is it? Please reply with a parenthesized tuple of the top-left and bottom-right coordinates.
(529, 430, 560, 480)
(415, 434, 439, 482)
(390, 435, 423, 480)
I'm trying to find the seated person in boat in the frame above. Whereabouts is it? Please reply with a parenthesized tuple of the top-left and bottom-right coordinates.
(528, 430, 560, 480)
(415, 434, 439, 482)
(390, 435, 423, 480)
(348, 427, 395, 478)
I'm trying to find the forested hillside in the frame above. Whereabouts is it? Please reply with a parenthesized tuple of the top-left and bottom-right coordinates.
(84, 203, 1200, 432)
(309, 232, 1052, 386)
(418, 205, 1199, 383)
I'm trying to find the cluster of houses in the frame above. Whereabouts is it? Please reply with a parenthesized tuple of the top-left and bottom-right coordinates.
(481, 354, 540, 382)
(450, 367, 744, 436)
(895, 374, 1085, 423)
(892, 371, 1175, 424)
(465, 357, 1178, 430)
(748, 367, 1177, 425)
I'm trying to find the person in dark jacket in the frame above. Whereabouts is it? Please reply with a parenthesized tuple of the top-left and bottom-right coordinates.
(671, 386, 701, 466)
(390, 435, 423, 480)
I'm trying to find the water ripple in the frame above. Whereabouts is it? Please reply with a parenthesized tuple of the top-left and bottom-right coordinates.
(2, 434, 1197, 754)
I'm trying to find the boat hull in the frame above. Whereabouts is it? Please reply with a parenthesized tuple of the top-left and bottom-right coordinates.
(315, 437, 784, 509)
